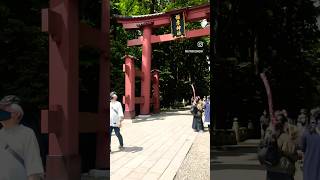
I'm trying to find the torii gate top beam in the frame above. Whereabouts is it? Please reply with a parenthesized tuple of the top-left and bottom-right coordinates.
(115, 3, 210, 30)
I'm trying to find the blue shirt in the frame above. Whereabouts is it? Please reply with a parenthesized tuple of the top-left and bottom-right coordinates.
(301, 130, 320, 180)
(204, 101, 210, 123)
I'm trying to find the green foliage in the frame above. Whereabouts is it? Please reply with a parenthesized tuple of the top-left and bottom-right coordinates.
(0, 0, 210, 112)
(163, 0, 209, 12)
(111, 0, 210, 107)
(0, 1, 48, 109)
(214, 0, 320, 128)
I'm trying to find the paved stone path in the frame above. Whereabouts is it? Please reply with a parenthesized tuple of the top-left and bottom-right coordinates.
(110, 108, 199, 180)
(211, 139, 303, 180)
(174, 129, 210, 180)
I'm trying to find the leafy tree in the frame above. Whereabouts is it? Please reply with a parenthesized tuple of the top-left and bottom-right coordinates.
(214, 0, 320, 130)
(111, 0, 210, 108)
(0, 0, 210, 111)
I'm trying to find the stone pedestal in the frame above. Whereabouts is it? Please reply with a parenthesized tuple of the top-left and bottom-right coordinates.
(232, 118, 240, 143)
(124, 111, 136, 119)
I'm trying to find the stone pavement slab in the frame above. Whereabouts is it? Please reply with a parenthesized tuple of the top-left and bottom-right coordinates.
(110, 108, 199, 180)
(174, 130, 210, 180)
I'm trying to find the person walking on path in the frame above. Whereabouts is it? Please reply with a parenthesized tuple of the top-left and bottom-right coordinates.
(204, 96, 210, 130)
(110, 92, 124, 151)
(260, 110, 270, 139)
(297, 109, 308, 131)
(282, 109, 295, 125)
(201, 96, 207, 122)
(271, 123, 299, 180)
(0, 95, 44, 180)
(300, 108, 320, 180)
(191, 97, 204, 133)
(261, 113, 298, 180)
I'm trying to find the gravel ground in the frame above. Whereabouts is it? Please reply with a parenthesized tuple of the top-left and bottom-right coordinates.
(174, 129, 210, 180)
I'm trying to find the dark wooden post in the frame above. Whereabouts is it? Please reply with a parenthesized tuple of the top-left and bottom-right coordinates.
(96, 0, 110, 169)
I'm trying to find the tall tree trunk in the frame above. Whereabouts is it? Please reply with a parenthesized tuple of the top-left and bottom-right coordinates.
(254, 35, 275, 126)
(191, 84, 196, 100)
(253, 36, 259, 75)
(260, 72, 275, 126)
(150, 0, 156, 13)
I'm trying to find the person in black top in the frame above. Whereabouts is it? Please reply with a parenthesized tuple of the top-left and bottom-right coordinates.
(260, 110, 270, 139)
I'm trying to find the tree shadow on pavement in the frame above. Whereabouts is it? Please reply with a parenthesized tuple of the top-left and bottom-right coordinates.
(111, 146, 143, 154)
(212, 160, 223, 164)
(211, 147, 258, 157)
(212, 164, 265, 171)
(133, 112, 193, 123)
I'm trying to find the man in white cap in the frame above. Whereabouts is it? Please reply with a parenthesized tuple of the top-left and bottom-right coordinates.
(110, 92, 124, 151)
(0, 95, 44, 180)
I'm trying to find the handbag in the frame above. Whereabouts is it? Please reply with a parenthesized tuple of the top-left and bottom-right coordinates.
(261, 139, 296, 175)
(279, 140, 296, 174)
(278, 156, 295, 175)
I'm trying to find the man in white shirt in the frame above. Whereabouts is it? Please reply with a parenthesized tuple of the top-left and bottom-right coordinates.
(0, 95, 44, 180)
(110, 92, 124, 151)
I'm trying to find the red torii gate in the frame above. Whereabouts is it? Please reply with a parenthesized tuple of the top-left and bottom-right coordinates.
(116, 3, 210, 118)
(41, 0, 110, 179)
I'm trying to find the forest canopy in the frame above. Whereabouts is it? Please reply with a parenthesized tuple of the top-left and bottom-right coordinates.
(0, 0, 210, 112)
(213, 0, 320, 128)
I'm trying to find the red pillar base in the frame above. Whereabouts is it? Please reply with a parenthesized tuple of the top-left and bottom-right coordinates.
(124, 111, 136, 119)
(153, 108, 160, 114)
(46, 155, 81, 180)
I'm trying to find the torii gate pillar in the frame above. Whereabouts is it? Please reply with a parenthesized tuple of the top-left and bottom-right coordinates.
(42, 0, 81, 179)
(123, 55, 136, 119)
(41, 0, 110, 178)
(152, 69, 160, 113)
(140, 25, 152, 114)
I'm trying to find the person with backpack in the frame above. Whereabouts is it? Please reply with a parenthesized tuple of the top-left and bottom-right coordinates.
(110, 92, 124, 151)
(0, 95, 44, 180)
(259, 113, 298, 180)
(300, 108, 320, 180)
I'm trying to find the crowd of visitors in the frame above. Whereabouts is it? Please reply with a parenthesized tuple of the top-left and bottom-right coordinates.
(258, 108, 320, 180)
(191, 96, 210, 133)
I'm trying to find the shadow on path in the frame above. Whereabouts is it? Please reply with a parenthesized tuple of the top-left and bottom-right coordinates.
(212, 147, 258, 157)
(212, 145, 264, 172)
(133, 111, 193, 123)
(111, 146, 143, 154)
(212, 164, 265, 171)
